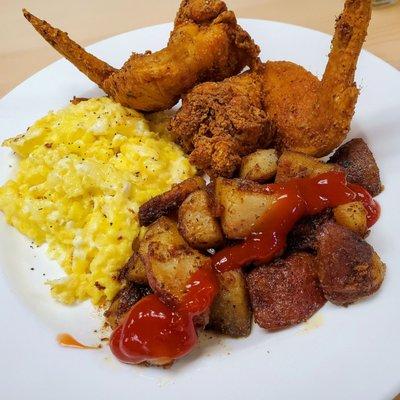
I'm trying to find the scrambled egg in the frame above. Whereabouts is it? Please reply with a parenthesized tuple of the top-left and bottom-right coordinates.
(0, 98, 195, 305)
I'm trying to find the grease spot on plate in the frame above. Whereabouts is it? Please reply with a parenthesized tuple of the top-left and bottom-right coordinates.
(157, 377, 174, 387)
(301, 313, 324, 333)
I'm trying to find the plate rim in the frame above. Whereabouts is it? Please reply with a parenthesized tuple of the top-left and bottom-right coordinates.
(0, 18, 399, 400)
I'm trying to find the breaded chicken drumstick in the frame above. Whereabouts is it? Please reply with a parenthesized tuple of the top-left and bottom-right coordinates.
(170, 0, 371, 177)
(23, 0, 259, 112)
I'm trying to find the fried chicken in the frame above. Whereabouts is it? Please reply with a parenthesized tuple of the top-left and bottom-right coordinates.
(263, 0, 371, 156)
(23, 0, 259, 112)
(170, 71, 270, 177)
(170, 0, 371, 176)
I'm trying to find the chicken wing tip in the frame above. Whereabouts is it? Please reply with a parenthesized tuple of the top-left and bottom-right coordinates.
(22, 8, 116, 90)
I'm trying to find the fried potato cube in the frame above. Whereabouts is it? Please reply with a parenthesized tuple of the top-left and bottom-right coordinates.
(121, 253, 148, 284)
(178, 190, 223, 249)
(208, 270, 252, 337)
(275, 150, 341, 183)
(329, 138, 382, 196)
(240, 149, 278, 182)
(316, 221, 386, 306)
(104, 282, 152, 329)
(333, 201, 367, 236)
(215, 177, 277, 239)
(139, 176, 206, 226)
(139, 216, 208, 307)
(287, 210, 333, 254)
(246, 252, 326, 331)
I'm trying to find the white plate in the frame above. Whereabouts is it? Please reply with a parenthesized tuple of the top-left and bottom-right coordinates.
(0, 19, 400, 400)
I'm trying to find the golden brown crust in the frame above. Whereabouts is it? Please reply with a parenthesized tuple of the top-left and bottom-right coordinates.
(275, 151, 342, 183)
(215, 177, 277, 239)
(139, 217, 209, 307)
(329, 138, 383, 196)
(262, 61, 330, 156)
(23, 9, 116, 91)
(246, 253, 326, 331)
(178, 190, 224, 249)
(175, 0, 227, 26)
(170, 0, 372, 170)
(240, 149, 278, 182)
(170, 72, 270, 177)
(316, 220, 385, 306)
(262, 0, 371, 156)
(104, 282, 152, 329)
(138, 176, 205, 226)
(118, 252, 148, 285)
(208, 270, 252, 337)
(321, 0, 371, 103)
(24, 1, 260, 112)
(333, 201, 367, 236)
(287, 210, 333, 254)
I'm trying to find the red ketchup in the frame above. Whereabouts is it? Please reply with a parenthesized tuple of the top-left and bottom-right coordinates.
(212, 172, 380, 272)
(110, 267, 218, 365)
(110, 171, 380, 364)
(348, 183, 380, 227)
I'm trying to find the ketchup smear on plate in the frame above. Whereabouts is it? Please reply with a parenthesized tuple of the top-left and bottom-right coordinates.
(110, 171, 380, 364)
(57, 333, 98, 349)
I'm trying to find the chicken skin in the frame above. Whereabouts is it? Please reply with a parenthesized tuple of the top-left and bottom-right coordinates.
(23, 0, 259, 112)
(170, 0, 372, 176)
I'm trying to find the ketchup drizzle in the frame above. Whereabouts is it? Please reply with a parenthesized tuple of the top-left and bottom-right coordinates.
(110, 266, 218, 365)
(110, 171, 380, 364)
(212, 172, 379, 272)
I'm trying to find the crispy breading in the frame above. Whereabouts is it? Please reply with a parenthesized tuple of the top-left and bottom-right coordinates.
(208, 270, 252, 337)
(263, 0, 371, 156)
(178, 190, 224, 249)
(316, 220, 385, 306)
(23, 0, 259, 112)
(139, 176, 205, 226)
(247, 252, 326, 331)
(104, 282, 152, 329)
(22, 9, 116, 89)
(329, 138, 383, 196)
(170, 71, 270, 177)
(171, 0, 371, 174)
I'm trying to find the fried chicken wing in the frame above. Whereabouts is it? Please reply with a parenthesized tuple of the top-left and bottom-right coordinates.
(23, 0, 259, 112)
(264, 0, 371, 156)
(170, 0, 371, 176)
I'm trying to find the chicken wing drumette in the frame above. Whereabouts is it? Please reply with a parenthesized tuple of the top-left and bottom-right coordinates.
(23, 0, 259, 112)
(170, 0, 372, 176)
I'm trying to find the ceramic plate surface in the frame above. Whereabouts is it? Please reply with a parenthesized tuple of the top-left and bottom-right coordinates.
(0, 19, 399, 400)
